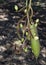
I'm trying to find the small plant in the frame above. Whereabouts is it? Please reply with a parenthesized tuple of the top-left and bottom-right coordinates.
(14, 0, 40, 59)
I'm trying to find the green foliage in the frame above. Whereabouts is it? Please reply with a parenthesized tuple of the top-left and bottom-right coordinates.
(14, 0, 40, 59)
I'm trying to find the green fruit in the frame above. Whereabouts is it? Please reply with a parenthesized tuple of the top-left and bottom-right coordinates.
(23, 47, 28, 52)
(14, 5, 18, 11)
(20, 23, 23, 28)
(26, 32, 28, 36)
(31, 36, 40, 59)
(36, 19, 39, 23)
(21, 38, 24, 42)
(24, 9, 27, 13)
(30, 23, 40, 59)
(30, 23, 38, 37)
